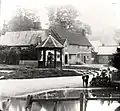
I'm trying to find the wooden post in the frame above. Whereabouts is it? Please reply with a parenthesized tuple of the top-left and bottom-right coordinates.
(54, 49, 57, 68)
(60, 49, 62, 71)
(43, 49, 46, 68)
(53, 101, 57, 111)
(80, 93, 84, 111)
(84, 98, 88, 111)
(25, 95, 33, 111)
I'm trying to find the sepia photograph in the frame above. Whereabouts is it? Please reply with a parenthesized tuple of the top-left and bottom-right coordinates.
(0, 0, 120, 111)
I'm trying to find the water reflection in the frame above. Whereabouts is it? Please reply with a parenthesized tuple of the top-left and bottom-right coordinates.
(1, 88, 120, 111)
(6, 99, 120, 111)
(87, 101, 120, 111)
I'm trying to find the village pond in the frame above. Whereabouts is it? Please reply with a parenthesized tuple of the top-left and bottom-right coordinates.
(1, 88, 120, 111)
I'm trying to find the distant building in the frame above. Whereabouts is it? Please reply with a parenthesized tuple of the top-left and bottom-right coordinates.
(90, 40, 102, 63)
(97, 46, 117, 64)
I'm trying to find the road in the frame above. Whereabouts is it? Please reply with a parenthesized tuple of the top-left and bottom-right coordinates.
(0, 75, 93, 97)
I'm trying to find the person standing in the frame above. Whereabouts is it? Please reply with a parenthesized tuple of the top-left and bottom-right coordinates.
(85, 74, 89, 87)
(82, 74, 85, 87)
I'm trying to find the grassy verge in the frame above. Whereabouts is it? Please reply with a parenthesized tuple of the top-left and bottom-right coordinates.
(0, 64, 99, 79)
(0, 68, 83, 79)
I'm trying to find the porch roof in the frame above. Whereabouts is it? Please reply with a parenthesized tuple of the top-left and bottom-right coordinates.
(36, 35, 64, 49)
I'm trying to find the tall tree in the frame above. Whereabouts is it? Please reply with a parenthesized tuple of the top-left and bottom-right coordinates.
(8, 8, 41, 31)
(47, 5, 92, 35)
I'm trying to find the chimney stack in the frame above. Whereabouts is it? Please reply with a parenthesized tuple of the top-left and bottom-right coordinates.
(82, 29, 86, 36)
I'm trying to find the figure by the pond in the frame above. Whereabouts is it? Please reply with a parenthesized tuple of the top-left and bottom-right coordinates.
(82, 74, 86, 87)
(47, 52, 53, 66)
(82, 73, 89, 87)
(85, 74, 89, 87)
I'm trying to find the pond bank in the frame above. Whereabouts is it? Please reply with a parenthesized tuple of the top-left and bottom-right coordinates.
(0, 64, 98, 79)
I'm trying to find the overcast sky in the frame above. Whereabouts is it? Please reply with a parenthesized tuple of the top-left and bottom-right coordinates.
(0, 0, 120, 44)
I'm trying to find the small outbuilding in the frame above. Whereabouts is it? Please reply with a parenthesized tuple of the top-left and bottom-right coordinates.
(97, 46, 117, 64)
(36, 34, 64, 69)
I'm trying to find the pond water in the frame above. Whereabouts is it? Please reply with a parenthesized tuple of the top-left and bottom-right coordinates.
(1, 89, 120, 111)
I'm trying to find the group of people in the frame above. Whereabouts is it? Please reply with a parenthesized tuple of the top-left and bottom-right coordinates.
(82, 73, 89, 87)
(90, 68, 112, 87)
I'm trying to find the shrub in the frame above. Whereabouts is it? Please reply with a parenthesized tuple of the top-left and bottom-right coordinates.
(20, 45, 38, 60)
(0, 46, 21, 65)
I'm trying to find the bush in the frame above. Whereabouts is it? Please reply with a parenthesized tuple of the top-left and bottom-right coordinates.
(20, 45, 38, 60)
(0, 46, 21, 65)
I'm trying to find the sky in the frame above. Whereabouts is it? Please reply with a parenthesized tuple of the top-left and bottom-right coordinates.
(0, 0, 120, 45)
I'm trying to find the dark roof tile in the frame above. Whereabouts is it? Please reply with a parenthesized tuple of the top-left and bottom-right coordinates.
(51, 26, 92, 46)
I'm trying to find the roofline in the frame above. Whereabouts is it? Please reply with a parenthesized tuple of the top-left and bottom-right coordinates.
(0, 45, 30, 47)
(69, 44, 92, 46)
(97, 54, 114, 56)
(36, 47, 64, 49)
(98, 45, 118, 47)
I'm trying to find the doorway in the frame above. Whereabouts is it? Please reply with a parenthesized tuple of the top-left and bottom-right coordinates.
(83, 56, 86, 63)
(65, 54, 68, 64)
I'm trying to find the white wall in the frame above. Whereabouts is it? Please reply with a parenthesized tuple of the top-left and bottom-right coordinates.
(68, 45, 92, 64)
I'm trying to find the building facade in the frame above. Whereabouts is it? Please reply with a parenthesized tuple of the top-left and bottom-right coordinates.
(0, 26, 92, 66)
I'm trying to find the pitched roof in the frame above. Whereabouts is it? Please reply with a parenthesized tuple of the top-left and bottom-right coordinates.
(45, 28, 66, 45)
(36, 35, 63, 48)
(0, 31, 47, 46)
(90, 40, 102, 52)
(97, 46, 117, 55)
(51, 26, 92, 46)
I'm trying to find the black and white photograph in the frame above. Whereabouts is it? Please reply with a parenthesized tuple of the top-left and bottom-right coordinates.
(0, 0, 120, 111)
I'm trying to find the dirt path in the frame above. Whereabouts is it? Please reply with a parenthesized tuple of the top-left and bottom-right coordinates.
(0, 75, 93, 97)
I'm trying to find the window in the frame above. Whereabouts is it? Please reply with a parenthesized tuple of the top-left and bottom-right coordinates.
(69, 55, 71, 59)
(57, 54, 60, 58)
(77, 54, 80, 58)
(86, 56, 89, 60)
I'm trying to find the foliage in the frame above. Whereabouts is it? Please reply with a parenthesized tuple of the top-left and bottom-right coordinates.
(8, 7, 41, 31)
(0, 46, 21, 65)
(20, 45, 38, 60)
(47, 5, 92, 35)
(1, 22, 8, 35)
(8, 47, 21, 64)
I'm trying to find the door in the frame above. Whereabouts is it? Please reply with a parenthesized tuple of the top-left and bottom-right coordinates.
(83, 56, 86, 63)
(65, 54, 68, 64)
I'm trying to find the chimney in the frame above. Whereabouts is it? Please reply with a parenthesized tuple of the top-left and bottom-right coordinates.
(82, 29, 86, 36)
